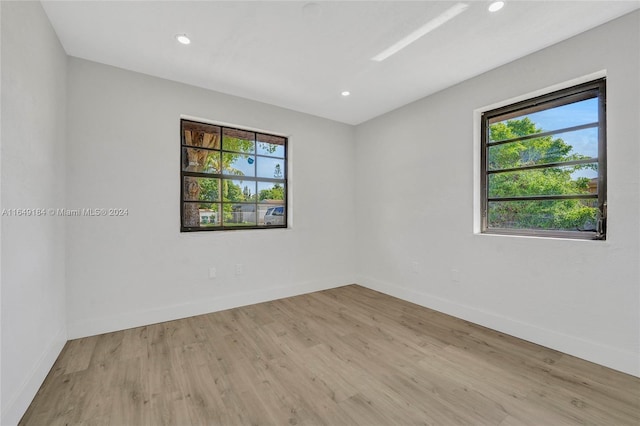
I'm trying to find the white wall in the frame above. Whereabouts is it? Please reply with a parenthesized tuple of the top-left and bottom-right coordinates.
(1, 2, 68, 424)
(356, 11, 640, 376)
(65, 58, 357, 338)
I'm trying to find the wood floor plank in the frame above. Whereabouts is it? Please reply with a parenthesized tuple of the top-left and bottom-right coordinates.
(171, 343, 232, 426)
(108, 357, 148, 426)
(20, 285, 640, 425)
(119, 326, 149, 361)
(50, 336, 100, 378)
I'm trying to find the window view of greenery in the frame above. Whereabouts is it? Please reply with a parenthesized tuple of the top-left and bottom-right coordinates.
(482, 79, 606, 238)
(181, 120, 286, 231)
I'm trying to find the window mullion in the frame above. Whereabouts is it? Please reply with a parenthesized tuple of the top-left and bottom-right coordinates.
(480, 78, 606, 239)
(181, 119, 287, 232)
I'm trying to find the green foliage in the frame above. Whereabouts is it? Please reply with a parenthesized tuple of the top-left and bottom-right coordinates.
(258, 183, 285, 201)
(193, 134, 285, 225)
(488, 118, 588, 169)
(243, 185, 253, 200)
(258, 141, 279, 155)
(488, 118, 598, 231)
(223, 136, 255, 155)
(198, 178, 219, 201)
(224, 182, 241, 202)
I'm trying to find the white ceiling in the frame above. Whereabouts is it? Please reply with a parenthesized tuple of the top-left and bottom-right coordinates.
(42, 0, 640, 125)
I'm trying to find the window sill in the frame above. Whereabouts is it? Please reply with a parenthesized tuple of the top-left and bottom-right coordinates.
(475, 229, 607, 243)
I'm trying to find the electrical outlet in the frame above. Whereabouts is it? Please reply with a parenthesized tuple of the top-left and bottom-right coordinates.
(235, 263, 243, 275)
(411, 261, 420, 274)
(208, 267, 217, 279)
(451, 269, 460, 283)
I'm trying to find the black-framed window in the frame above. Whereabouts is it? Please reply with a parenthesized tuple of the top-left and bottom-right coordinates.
(181, 119, 287, 231)
(481, 79, 606, 240)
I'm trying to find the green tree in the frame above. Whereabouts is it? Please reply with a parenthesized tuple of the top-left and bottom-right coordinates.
(258, 183, 284, 201)
(222, 181, 244, 223)
(488, 118, 597, 230)
(243, 185, 252, 200)
(183, 126, 286, 227)
(223, 181, 244, 202)
(183, 129, 255, 226)
(199, 178, 219, 202)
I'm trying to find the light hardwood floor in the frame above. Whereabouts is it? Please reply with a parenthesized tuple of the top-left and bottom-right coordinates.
(21, 285, 640, 425)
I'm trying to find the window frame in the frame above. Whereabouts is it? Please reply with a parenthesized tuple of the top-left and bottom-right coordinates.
(480, 79, 607, 240)
(180, 119, 288, 232)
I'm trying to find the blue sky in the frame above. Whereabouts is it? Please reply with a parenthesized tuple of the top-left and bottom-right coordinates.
(531, 97, 599, 180)
(226, 153, 285, 181)
(496, 97, 600, 181)
(223, 141, 286, 198)
(516, 97, 599, 159)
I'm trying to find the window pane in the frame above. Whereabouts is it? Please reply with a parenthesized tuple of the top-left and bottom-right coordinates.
(256, 156, 285, 179)
(181, 120, 288, 232)
(223, 180, 256, 202)
(223, 203, 257, 226)
(261, 204, 286, 226)
(489, 164, 598, 198)
(183, 203, 221, 228)
(222, 152, 256, 177)
(182, 147, 220, 174)
(257, 204, 274, 225)
(223, 128, 255, 154)
(257, 181, 285, 201)
(488, 199, 598, 232)
(183, 123, 221, 149)
(183, 177, 220, 202)
(257, 134, 286, 157)
(488, 127, 598, 171)
(490, 97, 598, 141)
(482, 80, 605, 239)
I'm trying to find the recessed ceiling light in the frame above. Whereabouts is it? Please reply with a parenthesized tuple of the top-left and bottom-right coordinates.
(341, 91, 351, 97)
(371, 3, 469, 62)
(488, 1, 505, 12)
(175, 34, 191, 45)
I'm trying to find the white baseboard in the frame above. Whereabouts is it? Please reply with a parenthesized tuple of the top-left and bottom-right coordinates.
(68, 277, 355, 339)
(358, 275, 640, 378)
(1, 328, 67, 426)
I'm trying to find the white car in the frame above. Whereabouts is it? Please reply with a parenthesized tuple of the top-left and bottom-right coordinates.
(264, 206, 285, 225)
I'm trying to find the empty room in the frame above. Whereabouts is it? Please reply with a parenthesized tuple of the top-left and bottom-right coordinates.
(2, 1, 639, 425)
